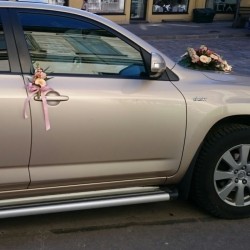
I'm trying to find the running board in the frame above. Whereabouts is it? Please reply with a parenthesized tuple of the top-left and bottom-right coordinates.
(0, 187, 178, 219)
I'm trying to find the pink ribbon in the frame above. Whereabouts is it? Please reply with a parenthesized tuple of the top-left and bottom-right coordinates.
(24, 82, 53, 131)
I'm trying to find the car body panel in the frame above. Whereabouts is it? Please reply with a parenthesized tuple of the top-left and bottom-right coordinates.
(4, 4, 186, 188)
(26, 76, 186, 187)
(0, 74, 31, 191)
(166, 65, 250, 182)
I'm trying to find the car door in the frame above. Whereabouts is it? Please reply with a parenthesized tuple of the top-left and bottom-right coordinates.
(0, 9, 31, 191)
(12, 9, 186, 188)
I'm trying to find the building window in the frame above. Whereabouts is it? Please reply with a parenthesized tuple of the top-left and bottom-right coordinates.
(152, 0, 189, 14)
(206, 0, 237, 13)
(85, 0, 125, 14)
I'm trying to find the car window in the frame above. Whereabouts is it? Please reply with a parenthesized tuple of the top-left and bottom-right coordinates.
(0, 17, 10, 72)
(18, 13, 146, 77)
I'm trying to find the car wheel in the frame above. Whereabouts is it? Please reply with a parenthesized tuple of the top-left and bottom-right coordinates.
(192, 124, 250, 219)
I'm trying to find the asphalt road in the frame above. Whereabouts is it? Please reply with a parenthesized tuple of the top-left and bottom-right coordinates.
(0, 199, 250, 250)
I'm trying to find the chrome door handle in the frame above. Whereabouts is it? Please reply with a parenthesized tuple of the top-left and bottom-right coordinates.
(34, 91, 69, 106)
(34, 95, 69, 102)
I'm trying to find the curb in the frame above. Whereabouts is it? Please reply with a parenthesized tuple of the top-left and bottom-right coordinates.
(123, 21, 250, 41)
(138, 33, 249, 40)
(138, 33, 250, 40)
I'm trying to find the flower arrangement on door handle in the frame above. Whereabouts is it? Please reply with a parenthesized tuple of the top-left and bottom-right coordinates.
(24, 65, 53, 131)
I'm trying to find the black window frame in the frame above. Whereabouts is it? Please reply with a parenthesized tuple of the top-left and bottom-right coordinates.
(0, 9, 21, 73)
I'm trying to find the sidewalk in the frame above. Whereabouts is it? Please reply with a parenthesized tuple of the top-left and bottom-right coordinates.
(122, 21, 250, 40)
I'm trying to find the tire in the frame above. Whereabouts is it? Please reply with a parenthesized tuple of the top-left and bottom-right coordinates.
(192, 124, 250, 219)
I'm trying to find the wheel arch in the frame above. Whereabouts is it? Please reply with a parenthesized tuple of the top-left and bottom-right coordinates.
(178, 114, 250, 200)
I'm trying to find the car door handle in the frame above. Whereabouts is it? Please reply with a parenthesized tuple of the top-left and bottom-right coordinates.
(34, 95, 69, 102)
(34, 91, 69, 106)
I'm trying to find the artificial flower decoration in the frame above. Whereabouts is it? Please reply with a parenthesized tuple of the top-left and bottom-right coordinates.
(179, 45, 232, 72)
(34, 67, 47, 87)
(24, 65, 53, 131)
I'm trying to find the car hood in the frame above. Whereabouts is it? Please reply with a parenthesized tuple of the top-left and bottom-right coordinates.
(172, 64, 250, 87)
(202, 71, 250, 85)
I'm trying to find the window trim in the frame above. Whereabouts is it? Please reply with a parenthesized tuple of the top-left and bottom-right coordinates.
(0, 9, 21, 73)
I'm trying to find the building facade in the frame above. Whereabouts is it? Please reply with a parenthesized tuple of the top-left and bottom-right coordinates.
(66, 0, 249, 24)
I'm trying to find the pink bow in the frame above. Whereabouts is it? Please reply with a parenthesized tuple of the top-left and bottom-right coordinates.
(24, 82, 53, 131)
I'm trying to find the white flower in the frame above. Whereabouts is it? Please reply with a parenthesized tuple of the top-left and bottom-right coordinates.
(200, 55, 211, 64)
(187, 48, 197, 57)
(221, 61, 232, 72)
(210, 53, 219, 61)
(191, 55, 200, 63)
(200, 45, 208, 52)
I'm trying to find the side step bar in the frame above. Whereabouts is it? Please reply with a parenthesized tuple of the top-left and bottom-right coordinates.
(0, 187, 178, 219)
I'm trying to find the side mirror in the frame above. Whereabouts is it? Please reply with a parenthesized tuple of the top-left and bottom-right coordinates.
(150, 52, 166, 78)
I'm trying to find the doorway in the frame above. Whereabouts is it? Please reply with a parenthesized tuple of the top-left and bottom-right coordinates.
(130, 0, 147, 20)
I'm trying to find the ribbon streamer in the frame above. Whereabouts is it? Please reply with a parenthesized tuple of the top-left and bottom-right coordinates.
(24, 82, 53, 131)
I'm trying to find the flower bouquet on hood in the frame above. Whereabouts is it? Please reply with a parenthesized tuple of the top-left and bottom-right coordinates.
(179, 45, 232, 72)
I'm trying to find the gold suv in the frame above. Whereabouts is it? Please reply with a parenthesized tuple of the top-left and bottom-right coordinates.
(0, 1, 249, 219)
